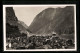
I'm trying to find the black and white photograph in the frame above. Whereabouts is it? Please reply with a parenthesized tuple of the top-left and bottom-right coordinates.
(3, 5, 77, 51)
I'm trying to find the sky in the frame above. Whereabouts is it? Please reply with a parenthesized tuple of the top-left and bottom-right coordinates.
(13, 5, 67, 26)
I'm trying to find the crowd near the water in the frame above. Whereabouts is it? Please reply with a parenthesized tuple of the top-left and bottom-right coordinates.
(6, 34, 74, 49)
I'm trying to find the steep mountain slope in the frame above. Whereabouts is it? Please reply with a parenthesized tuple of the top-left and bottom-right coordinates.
(28, 6, 74, 35)
(6, 7, 28, 37)
(6, 7, 21, 37)
(6, 7, 18, 26)
(18, 20, 28, 29)
(18, 20, 28, 33)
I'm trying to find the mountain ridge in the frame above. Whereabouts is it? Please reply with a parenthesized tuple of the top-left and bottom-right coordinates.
(28, 6, 74, 35)
(6, 7, 28, 37)
(18, 20, 28, 33)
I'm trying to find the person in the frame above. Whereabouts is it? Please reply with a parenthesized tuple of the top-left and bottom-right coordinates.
(8, 42, 12, 49)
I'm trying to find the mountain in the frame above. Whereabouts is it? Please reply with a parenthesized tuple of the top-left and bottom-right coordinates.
(6, 7, 21, 37)
(18, 20, 28, 29)
(6, 7, 18, 26)
(28, 6, 74, 35)
(18, 20, 28, 33)
(6, 7, 28, 37)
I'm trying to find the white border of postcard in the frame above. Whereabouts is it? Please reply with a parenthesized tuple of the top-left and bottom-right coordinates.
(3, 4, 77, 51)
